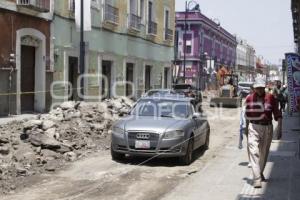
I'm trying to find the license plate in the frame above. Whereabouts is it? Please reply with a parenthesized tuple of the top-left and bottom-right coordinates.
(135, 140, 150, 149)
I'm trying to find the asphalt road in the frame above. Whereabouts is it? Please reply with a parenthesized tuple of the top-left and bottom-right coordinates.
(1, 104, 242, 200)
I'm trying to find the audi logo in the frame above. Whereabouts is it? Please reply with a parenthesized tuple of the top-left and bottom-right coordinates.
(136, 133, 150, 139)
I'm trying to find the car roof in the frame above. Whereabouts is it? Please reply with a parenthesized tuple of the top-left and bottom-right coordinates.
(139, 95, 193, 102)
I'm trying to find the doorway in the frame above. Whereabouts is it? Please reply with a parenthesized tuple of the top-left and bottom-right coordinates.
(68, 57, 79, 101)
(145, 65, 152, 92)
(126, 63, 134, 97)
(21, 45, 35, 113)
(102, 60, 112, 99)
(164, 67, 170, 89)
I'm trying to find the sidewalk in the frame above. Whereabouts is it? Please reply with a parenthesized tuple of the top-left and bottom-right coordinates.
(0, 114, 36, 125)
(162, 114, 300, 200)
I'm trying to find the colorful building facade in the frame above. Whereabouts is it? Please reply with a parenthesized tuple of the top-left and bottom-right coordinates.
(52, 0, 175, 105)
(0, 0, 175, 116)
(175, 10, 237, 88)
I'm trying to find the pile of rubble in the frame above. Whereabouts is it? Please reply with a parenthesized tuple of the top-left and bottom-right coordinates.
(0, 97, 134, 194)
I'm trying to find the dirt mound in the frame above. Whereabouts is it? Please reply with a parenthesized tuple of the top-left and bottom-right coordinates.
(0, 98, 134, 194)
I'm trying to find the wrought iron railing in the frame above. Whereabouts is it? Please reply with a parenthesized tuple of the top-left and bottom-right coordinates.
(17, 0, 50, 12)
(165, 28, 173, 41)
(148, 21, 157, 35)
(129, 13, 142, 30)
(104, 4, 119, 24)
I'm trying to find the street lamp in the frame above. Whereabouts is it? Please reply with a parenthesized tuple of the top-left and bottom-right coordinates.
(200, 52, 208, 90)
(183, 0, 200, 83)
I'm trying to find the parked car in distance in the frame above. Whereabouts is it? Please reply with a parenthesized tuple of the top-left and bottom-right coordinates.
(238, 82, 253, 98)
(111, 95, 210, 165)
(143, 89, 176, 97)
(173, 84, 202, 112)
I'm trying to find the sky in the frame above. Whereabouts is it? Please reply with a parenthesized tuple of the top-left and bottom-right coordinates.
(175, 0, 295, 65)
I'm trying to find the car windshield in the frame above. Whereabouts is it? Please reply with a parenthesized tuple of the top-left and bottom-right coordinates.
(130, 99, 191, 118)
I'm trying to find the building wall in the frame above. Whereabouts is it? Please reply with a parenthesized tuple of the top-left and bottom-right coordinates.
(235, 38, 256, 82)
(0, 7, 51, 116)
(175, 11, 237, 85)
(52, 0, 175, 103)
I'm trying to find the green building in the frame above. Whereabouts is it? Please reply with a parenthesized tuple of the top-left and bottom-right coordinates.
(51, 0, 175, 105)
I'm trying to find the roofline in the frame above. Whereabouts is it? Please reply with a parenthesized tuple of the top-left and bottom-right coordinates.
(175, 11, 237, 43)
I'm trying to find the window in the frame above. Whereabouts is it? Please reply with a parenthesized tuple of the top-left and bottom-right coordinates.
(140, 0, 145, 22)
(130, 0, 138, 15)
(147, 0, 155, 22)
(186, 45, 192, 54)
(164, 8, 172, 40)
(175, 30, 179, 57)
(129, 0, 141, 29)
(164, 9, 169, 30)
(147, 1, 157, 34)
(184, 34, 192, 54)
(104, 0, 119, 24)
(69, 0, 75, 12)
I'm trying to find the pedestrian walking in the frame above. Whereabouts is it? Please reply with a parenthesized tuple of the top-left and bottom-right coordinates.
(245, 77, 282, 188)
(239, 85, 254, 169)
(279, 85, 288, 112)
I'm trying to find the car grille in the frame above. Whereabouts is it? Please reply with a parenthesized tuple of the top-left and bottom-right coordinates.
(127, 131, 160, 150)
(128, 132, 159, 140)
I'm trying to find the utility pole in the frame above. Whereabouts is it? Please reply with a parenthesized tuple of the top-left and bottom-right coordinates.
(80, 0, 85, 100)
(183, 1, 187, 84)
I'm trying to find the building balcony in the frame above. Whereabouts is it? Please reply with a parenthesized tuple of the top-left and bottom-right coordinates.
(17, 0, 50, 12)
(148, 21, 157, 36)
(129, 13, 142, 31)
(176, 52, 200, 60)
(165, 28, 173, 41)
(104, 4, 119, 25)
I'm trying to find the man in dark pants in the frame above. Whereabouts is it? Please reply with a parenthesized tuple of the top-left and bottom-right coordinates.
(245, 78, 282, 188)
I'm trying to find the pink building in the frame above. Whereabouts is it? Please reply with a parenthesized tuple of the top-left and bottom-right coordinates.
(174, 10, 237, 88)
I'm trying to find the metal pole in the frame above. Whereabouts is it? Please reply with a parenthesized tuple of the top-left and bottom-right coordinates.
(8, 67, 13, 116)
(80, 0, 85, 100)
(282, 59, 286, 85)
(183, 1, 187, 83)
(173, 31, 177, 84)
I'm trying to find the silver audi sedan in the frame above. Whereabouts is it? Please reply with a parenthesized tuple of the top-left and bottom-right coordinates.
(111, 96, 210, 165)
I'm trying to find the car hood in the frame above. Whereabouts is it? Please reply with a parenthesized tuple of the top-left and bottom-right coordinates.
(115, 116, 187, 133)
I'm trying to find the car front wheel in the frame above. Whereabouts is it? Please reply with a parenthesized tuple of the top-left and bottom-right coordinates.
(204, 132, 210, 150)
(204, 125, 210, 150)
(179, 137, 194, 165)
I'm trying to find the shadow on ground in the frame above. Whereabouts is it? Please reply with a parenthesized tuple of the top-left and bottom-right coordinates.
(113, 146, 207, 167)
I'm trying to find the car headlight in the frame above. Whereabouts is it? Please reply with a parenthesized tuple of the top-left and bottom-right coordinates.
(164, 130, 184, 139)
(112, 126, 124, 135)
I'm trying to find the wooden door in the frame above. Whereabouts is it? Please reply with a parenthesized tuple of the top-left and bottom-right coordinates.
(21, 45, 35, 113)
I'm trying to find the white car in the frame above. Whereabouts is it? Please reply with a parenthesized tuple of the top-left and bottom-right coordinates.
(238, 82, 253, 98)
